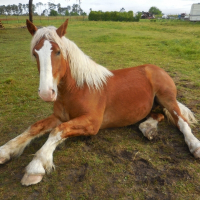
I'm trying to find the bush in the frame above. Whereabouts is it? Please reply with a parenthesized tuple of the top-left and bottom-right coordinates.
(88, 11, 140, 22)
(49, 9, 58, 16)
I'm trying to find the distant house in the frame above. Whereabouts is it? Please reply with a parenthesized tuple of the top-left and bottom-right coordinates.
(162, 15, 168, 19)
(178, 13, 186, 20)
(141, 12, 155, 19)
(120, 8, 125, 13)
(190, 3, 200, 21)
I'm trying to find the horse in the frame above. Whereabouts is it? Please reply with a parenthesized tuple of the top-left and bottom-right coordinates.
(0, 19, 199, 186)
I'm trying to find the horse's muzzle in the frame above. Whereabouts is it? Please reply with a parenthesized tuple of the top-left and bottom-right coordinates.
(38, 89, 57, 102)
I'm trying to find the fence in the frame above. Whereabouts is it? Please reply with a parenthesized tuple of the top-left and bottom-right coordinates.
(0, 15, 88, 24)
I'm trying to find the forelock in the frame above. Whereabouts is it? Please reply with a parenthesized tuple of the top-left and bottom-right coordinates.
(30, 26, 67, 60)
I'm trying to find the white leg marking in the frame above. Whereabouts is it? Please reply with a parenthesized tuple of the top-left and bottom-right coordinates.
(177, 116, 200, 154)
(139, 117, 158, 140)
(22, 131, 66, 186)
(0, 128, 34, 163)
(25, 131, 64, 174)
(0, 127, 52, 164)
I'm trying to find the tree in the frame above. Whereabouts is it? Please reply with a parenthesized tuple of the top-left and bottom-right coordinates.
(32, 4, 36, 14)
(79, 8, 83, 15)
(0, 5, 5, 15)
(18, 3, 23, 15)
(71, 4, 79, 13)
(57, 3, 61, 15)
(42, 9, 48, 16)
(22, 4, 29, 15)
(149, 6, 162, 15)
(49, 9, 58, 16)
(64, 6, 71, 16)
(81, 12, 87, 16)
(71, 4, 83, 15)
(48, 2, 56, 11)
(70, 11, 79, 16)
(5, 5, 12, 15)
(12, 4, 19, 15)
(65, 10, 70, 16)
(36, 2, 43, 15)
(67, 6, 71, 12)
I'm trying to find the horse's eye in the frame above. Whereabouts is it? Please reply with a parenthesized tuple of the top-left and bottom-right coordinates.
(56, 51, 60, 56)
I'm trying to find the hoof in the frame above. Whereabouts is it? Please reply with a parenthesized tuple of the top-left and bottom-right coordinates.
(139, 121, 158, 140)
(193, 147, 200, 158)
(145, 127, 157, 140)
(21, 173, 44, 186)
(0, 157, 9, 164)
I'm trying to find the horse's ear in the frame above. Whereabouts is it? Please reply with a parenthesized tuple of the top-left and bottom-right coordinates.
(56, 19, 69, 37)
(26, 19, 37, 36)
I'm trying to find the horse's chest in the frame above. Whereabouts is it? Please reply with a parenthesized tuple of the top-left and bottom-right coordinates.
(60, 109, 70, 122)
(54, 103, 70, 122)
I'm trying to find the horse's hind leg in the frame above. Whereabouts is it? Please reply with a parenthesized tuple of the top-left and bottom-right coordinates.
(139, 113, 164, 140)
(157, 93, 200, 158)
(145, 65, 199, 157)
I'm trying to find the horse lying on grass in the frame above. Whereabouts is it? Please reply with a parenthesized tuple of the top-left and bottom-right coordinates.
(0, 19, 199, 186)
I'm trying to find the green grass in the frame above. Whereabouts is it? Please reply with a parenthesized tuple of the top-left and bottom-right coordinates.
(0, 19, 200, 199)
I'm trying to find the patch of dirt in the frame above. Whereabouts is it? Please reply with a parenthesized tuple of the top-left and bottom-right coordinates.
(130, 157, 192, 199)
(166, 168, 191, 182)
(27, 190, 40, 200)
(180, 83, 199, 89)
(120, 149, 134, 160)
(68, 163, 89, 183)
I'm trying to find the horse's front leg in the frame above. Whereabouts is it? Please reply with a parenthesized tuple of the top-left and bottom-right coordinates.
(21, 115, 100, 186)
(0, 114, 61, 164)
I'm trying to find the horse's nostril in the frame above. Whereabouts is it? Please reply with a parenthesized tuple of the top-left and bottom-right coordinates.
(52, 89, 55, 95)
(38, 89, 40, 93)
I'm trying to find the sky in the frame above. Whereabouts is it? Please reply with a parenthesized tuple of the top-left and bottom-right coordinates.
(0, 0, 200, 15)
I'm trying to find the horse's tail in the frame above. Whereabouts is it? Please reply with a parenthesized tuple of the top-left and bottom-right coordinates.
(163, 101, 198, 126)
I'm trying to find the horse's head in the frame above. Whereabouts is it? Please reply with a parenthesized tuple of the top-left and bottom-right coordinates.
(26, 19, 68, 102)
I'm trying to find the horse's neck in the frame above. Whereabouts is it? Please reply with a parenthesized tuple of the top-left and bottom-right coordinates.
(63, 37, 113, 91)
(58, 60, 77, 94)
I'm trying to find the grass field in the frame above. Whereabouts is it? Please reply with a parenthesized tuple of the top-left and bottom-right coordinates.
(0, 19, 200, 199)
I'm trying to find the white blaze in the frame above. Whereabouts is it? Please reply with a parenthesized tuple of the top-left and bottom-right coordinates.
(35, 40, 54, 93)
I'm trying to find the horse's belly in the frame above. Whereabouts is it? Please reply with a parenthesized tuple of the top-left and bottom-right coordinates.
(101, 98, 153, 129)
(101, 75, 154, 129)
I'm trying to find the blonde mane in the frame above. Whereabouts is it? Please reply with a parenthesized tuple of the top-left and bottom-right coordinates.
(31, 26, 113, 90)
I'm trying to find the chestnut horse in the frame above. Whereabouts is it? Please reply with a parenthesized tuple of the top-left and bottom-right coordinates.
(0, 19, 199, 186)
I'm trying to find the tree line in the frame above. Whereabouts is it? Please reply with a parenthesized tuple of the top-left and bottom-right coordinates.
(0, 2, 87, 16)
